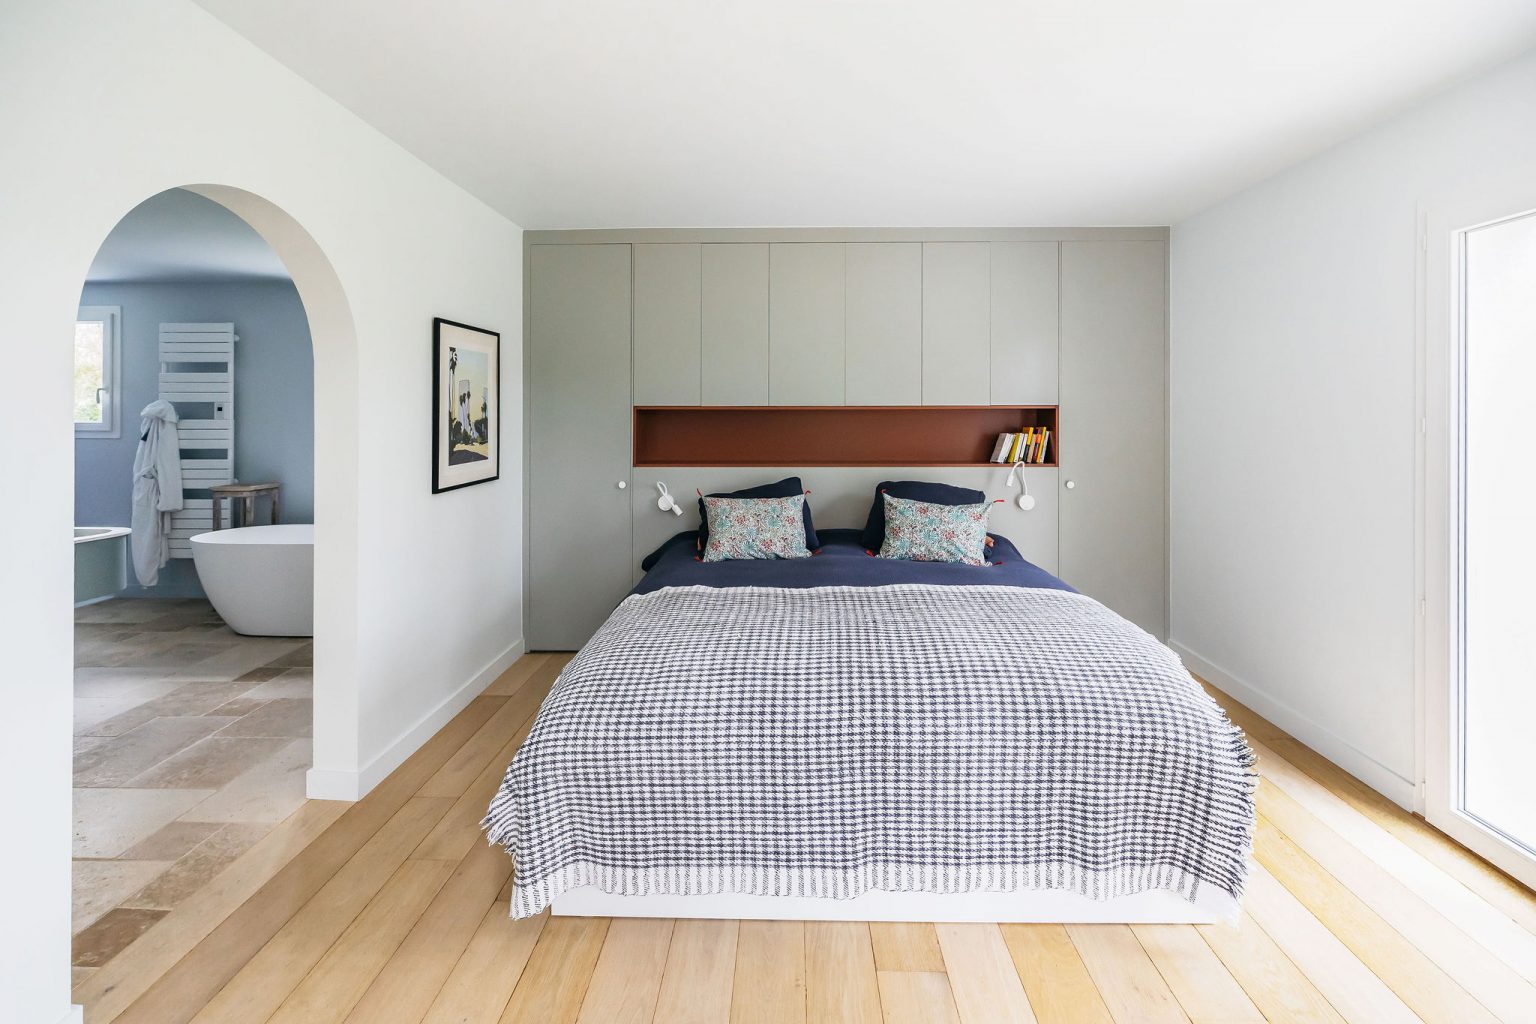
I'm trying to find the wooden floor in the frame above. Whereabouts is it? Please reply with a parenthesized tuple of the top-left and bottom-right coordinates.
(73, 651, 1536, 1024)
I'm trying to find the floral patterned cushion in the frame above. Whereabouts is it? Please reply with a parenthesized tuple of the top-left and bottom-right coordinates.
(701, 494, 813, 562)
(877, 492, 990, 566)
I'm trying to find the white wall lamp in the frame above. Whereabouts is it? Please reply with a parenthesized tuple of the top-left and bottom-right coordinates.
(1005, 461, 1036, 511)
(656, 482, 684, 516)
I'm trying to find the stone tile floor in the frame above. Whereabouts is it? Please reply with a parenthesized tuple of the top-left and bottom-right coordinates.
(70, 598, 312, 980)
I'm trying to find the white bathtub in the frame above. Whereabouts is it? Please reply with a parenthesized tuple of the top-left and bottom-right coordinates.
(191, 524, 314, 637)
(74, 526, 130, 605)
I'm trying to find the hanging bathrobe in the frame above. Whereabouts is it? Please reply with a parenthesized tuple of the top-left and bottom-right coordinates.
(131, 400, 184, 586)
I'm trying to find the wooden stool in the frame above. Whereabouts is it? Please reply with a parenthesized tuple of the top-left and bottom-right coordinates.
(210, 482, 281, 530)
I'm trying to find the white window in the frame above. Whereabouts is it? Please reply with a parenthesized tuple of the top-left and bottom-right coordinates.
(1423, 189, 1536, 890)
(75, 305, 121, 438)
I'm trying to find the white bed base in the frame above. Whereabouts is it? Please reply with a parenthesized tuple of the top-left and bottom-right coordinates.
(552, 886, 1236, 924)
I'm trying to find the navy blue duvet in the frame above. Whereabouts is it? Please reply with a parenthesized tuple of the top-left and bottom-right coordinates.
(634, 528, 1075, 595)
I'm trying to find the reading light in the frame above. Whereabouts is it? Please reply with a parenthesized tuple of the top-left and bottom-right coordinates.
(656, 482, 684, 516)
(1005, 461, 1036, 511)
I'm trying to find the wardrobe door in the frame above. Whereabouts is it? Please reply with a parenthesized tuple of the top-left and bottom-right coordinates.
(633, 243, 702, 405)
(845, 242, 922, 405)
(1058, 240, 1167, 637)
(922, 242, 990, 405)
(528, 243, 633, 649)
(702, 243, 769, 405)
(769, 243, 845, 405)
(990, 241, 1059, 405)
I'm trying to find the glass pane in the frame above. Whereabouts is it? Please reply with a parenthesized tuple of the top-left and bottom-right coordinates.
(74, 320, 105, 424)
(1463, 210, 1536, 853)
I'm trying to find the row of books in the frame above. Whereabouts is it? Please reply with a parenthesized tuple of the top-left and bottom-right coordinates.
(989, 428, 1051, 464)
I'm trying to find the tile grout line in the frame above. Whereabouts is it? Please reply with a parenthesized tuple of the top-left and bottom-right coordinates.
(71, 599, 316, 970)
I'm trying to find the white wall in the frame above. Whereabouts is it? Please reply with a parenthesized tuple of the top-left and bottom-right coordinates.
(0, 2, 522, 1021)
(1169, 49, 1536, 806)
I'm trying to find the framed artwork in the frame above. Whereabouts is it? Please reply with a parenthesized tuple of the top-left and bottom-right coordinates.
(432, 318, 500, 493)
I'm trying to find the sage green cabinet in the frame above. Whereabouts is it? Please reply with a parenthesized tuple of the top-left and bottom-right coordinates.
(990, 242, 1059, 405)
(845, 242, 922, 405)
(1058, 240, 1167, 637)
(528, 244, 633, 649)
(769, 243, 844, 405)
(527, 230, 1169, 650)
(702, 243, 769, 405)
(921, 242, 990, 405)
(633, 243, 701, 405)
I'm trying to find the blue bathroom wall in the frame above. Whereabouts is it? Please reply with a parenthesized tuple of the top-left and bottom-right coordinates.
(75, 279, 314, 598)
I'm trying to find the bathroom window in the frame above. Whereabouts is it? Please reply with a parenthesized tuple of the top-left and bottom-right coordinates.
(75, 305, 121, 438)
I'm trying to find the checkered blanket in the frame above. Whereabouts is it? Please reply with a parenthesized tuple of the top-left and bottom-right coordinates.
(485, 585, 1255, 919)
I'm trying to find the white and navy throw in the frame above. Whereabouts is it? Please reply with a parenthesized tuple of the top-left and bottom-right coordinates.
(484, 584, 1256, 919)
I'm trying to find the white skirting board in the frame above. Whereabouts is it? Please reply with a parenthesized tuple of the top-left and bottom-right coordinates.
(552, 886, 1238, 924)
(1169, 639, 1418, 810)
(306, 637, 526, 801)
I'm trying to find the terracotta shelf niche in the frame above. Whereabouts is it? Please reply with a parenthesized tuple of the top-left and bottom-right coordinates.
(633, 405, 1058, 468)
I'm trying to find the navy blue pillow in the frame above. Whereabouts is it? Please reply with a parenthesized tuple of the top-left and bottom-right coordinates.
(860, 480, 986, 551)
(698, 477, 819, 553)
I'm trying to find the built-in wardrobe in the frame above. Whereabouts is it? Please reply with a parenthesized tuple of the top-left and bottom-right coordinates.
(525, 229, 1167, 650)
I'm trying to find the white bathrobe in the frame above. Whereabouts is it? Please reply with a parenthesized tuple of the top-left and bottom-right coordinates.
(131, 400, 184, 586)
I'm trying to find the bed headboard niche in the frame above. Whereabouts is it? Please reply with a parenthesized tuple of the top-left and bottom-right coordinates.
(629, 464, 1058, 584)
(628, 404, 1061, 581)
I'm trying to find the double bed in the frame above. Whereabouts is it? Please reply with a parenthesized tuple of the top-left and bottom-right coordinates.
(485, 527, 1255, 924)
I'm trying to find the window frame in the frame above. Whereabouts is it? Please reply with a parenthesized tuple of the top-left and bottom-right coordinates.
(1419, 188, 1536, 890)
(74, 305, 122, 438)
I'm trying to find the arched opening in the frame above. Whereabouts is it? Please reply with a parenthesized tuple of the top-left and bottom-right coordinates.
(67, 184, 357, 977)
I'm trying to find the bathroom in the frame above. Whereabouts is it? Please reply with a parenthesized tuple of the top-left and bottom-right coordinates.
(70, 189, 317, 979)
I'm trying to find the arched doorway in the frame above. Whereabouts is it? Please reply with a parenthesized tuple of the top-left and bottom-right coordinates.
(67, 183, 358, 979)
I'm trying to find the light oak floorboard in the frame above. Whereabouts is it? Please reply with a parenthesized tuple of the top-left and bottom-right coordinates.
(576, 917, 674, 1024)
(1131, 924, 1263, 1023)
(1255, 814, 1498, 1024)
(806, 922, 881, 1024)
(481, 652, 553, 696)
(1206, 681, 1536, 938)
(1244, 863, 1421, 1024)
(1066, 924, 1189, 1024)
(876, 972, 961, 1024)
(1258, 780, 1536, 1023)
(343, 839, 515, 1024)
(653, 919, 738, 1024)
(421, 905, 546, 1024)
(418, 658, 565, 799)
(935, 923, 1037, 1024)
(412, 673, 557, 863)
(869, 922, 946, 973)
(1251, 734, 1536, 984)
(187, 795, 454, 1024)
(500, 914, 609, 1024)
(268, 858, 455, 1024)
(1196, 910, 1346, 1024)
(999, 924, 1113, 1024)
(1282, 729, 1536, 935)
(112, 694, 503, 1024)
(731, 920, 806, 1024)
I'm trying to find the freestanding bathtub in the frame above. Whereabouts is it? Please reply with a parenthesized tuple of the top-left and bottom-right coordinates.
(191, 524, 314, 636)
(74, 526, 130, 605)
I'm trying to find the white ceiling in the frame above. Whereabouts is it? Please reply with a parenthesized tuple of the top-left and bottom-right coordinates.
(192, 0, 1536, 229)
(87, 189, 291, 283)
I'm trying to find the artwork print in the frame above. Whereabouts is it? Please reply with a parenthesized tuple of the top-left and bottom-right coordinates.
(432, 318, 500, 493)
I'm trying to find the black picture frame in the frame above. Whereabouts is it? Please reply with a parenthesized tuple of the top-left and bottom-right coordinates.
(431, 317, 501, 494)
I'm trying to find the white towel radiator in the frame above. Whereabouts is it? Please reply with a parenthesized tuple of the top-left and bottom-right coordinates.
(158, 322, 236, 558)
